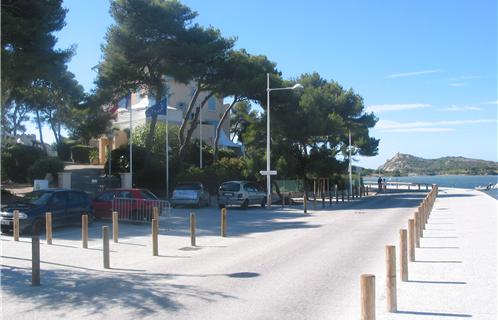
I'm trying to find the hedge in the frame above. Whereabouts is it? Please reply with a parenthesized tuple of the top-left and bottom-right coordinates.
(27, 157, 65, 182)
(1, 144, 45, 182)
(70, 145, 97, 163)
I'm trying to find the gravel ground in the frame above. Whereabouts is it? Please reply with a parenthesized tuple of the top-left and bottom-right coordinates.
(1, 188, 495, 319)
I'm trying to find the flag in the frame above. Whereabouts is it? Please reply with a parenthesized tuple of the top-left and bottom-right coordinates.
(145, 98, 168, 118)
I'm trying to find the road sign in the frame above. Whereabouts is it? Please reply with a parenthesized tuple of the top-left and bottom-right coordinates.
(260, 170, 277, 175)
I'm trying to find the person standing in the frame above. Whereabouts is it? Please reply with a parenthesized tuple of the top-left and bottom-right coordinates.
(377, 176, 383, 192)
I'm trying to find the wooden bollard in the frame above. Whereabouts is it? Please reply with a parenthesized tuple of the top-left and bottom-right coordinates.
(408, 219, 416, 262)
(385, 245, 397, 312)
(45, 212, 52, 245)
(82, 214, 88, 249)
(190, 212, 196, 246)
(400, 229, 408, 281)
(152, 218, 158, 256)
(103, 226, 110, 268)
(415, 211, 421, 248)
(32, 236, 40, 286)
(303, 193, 308, 213)
(112, 211, 119, 243)
(13, 210, 20, 241)
(153, 206, 159, 223)
(221, 208, 227, 237)
(360, 274, 375, 320)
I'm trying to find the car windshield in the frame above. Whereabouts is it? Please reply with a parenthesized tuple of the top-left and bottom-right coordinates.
(22, 191, 53, 205)
(220, 183, 240, 192)
(176, 184, 201, 190)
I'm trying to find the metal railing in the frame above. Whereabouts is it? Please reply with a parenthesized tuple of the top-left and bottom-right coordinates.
(111, 197, 171, 223)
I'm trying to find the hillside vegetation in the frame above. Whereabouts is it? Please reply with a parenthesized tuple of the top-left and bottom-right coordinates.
(379, 153, 498, 176)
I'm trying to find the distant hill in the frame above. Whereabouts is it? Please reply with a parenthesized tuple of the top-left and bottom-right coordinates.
(378, 153, 498, 175)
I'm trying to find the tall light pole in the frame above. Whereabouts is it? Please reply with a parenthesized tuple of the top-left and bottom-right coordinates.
(265, 73, 303, 209)
(199, 106, 203, 169)
(348, 129, 353, 197)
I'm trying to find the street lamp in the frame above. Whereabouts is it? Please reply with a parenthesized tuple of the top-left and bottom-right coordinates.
(265, 73, 303, 209)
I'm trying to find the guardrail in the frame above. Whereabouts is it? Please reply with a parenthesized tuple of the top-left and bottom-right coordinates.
(111, 197, 171, 223)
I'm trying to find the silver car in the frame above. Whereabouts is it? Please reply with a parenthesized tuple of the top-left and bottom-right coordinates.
(218, 181, 266, 209)
(171, 182, 210, 208)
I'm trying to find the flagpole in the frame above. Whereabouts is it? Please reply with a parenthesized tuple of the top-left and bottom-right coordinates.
(166, 104, 169, 200)
(129, 97, 133, 186)
(199, 106, 203, 169)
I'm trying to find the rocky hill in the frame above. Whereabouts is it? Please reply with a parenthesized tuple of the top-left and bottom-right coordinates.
(379, 153, 498, 175)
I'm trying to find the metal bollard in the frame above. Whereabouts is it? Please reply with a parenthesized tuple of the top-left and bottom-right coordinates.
(103, 226, 110, 269)
(32, 236, 40, 286)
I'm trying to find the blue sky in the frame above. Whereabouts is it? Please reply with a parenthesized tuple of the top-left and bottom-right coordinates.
(27, 0, 497, 168)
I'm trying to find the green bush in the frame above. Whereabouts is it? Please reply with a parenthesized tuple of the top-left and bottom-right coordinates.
(175, 158, 249, 194)
(56, 141, 77, 161)
(27, 157, 65, 182)
(1, 144, 45, 182)
(70, 145, 97, 163)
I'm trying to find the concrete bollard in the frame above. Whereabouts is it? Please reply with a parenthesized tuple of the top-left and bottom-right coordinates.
(304, 192, 308, 214)
(400, 229, 408, 281)
(103, 226, 110, 269)
(82, 214, 88, 249)
(408, 219, 416, 262)
(360, 274, 376, 320)
(190, 212, 196, 246)
(13, 210, 20, 241)
(32, 236, 40, 286)
(112, 211, 119, 243)
(385, 245, 397, 312)
(45, 212, 52, 245)
(221, 208, 227, 237)
(152, 218, 158, 256)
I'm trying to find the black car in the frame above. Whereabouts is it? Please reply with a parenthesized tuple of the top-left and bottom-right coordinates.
(0, 189, 93, 235)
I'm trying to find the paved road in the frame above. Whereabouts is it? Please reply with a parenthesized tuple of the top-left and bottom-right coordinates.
(1, 188, 495, 319)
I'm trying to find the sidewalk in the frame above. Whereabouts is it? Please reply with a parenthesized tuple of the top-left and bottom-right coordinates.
(384, 188, 497, 319)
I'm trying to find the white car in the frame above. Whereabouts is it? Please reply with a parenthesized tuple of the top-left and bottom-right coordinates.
(218, 181, 266, 209)
(170, 182, 210, 208)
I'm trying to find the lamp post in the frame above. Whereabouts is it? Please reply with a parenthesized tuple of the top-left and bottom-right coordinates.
(265, 73, 303, 209)
(348, 129, 352, 198)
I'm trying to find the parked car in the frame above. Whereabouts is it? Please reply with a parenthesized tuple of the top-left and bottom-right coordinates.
(92, 188, 160, 219)
(170, 182, 210, 208)
(0, 189, 93, 235)
(218, 181, 266, 209)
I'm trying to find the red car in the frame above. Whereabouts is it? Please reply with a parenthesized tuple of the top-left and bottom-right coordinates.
(93, 188, 161, 220)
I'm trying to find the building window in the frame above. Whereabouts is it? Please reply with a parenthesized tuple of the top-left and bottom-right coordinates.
(208, 96, 216, 111)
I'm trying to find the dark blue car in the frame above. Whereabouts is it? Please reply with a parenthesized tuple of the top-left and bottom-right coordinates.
(0, 189, 93, 235)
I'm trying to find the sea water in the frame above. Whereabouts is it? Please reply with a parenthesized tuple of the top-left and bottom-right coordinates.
(364, 175, 498, 200)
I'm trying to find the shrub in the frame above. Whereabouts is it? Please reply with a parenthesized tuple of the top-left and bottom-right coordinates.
(70, 145, 97, 163)
(27, 158, 65, 182)
(56, 141, 77, 161)
(175, 158, 249, 193)
(1, 144, 45, 182)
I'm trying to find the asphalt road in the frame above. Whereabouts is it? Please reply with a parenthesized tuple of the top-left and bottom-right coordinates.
(4, 189, 493, 319)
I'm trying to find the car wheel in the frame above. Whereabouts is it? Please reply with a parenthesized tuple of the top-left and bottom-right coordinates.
(261, 198, 266, 208)
(241, 199, 249, 210)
